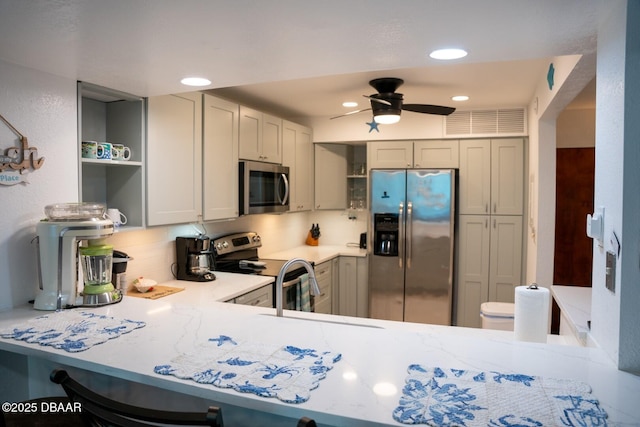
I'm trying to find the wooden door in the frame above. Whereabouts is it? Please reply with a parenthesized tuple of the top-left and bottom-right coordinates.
(552, 148, 594, 333)
(553, 148, 595, 286)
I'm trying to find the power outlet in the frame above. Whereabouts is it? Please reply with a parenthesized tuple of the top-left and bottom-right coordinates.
(605, 251, 616, 293)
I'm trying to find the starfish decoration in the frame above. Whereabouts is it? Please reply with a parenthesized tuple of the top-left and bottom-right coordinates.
(547, 63, 555, 90)
(366, 117, 379, 133)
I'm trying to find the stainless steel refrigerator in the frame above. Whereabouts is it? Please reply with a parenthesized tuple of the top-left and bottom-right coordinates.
(368, 169, 455, 325)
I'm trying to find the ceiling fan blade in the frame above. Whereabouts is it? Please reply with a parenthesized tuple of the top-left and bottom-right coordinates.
(330, 108, 372, 120)
(362, 95, 392, 105)
(402, 104, 456, 116)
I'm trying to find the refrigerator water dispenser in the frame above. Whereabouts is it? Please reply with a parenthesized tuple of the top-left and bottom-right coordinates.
(373, 213, 399, 256)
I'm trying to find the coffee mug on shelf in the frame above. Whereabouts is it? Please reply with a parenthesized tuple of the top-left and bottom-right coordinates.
(112, 144, 132, 161)
(97, 142, 112, 160)
(106, 208, 127, 227)
(81, 141, 99, 159)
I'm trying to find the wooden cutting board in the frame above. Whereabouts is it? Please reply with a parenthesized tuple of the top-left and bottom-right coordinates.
(126, 285, 184, 300)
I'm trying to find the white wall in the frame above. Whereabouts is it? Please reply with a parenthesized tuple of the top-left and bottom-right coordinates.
(557, 108, 596, 148)
(309, 111, 447, 143)
(524, 55, 583, 288)
(592, 0, 640, 373)
(0, 60, 78, 311)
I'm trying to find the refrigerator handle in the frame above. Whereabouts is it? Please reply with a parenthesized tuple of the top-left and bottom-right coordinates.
(398, 202, 404, 269)
(406, 201, 412, 269)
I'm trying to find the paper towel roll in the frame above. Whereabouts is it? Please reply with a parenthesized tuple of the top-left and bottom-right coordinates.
(514, 285, 550, 343)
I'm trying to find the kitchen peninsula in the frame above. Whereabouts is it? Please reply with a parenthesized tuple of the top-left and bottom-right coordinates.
(1, 272, 639, 426)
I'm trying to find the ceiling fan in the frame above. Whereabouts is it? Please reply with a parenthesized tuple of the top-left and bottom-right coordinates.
(331, 77, 456, 124)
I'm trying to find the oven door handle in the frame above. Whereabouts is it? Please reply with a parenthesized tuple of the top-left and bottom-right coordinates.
(282, 277, 300, 288)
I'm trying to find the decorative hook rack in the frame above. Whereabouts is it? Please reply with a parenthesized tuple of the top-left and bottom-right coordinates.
(0, 114, 45, 185)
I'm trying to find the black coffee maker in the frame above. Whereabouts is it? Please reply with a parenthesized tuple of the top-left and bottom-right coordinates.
(175, 236, 216, 282)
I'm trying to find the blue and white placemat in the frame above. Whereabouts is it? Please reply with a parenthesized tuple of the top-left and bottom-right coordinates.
(0, 310, 146, 352)
(393, 364, 608, 427)
(154, 334, 341, 404)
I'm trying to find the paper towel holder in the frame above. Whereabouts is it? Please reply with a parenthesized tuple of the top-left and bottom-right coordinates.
(527, 283, 539, 290)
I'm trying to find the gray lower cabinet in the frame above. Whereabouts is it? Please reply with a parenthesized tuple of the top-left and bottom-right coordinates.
(232, 284, 274, 308)
(313, 261, 333, 314)
(455, 215, 523, 328)
(336, 256, 369, 318)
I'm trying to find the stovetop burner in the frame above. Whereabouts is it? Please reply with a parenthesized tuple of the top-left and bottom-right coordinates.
(211, 232, 312, 281)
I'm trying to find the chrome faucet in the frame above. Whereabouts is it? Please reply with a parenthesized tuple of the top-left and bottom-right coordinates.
(275, 258, 320, 317)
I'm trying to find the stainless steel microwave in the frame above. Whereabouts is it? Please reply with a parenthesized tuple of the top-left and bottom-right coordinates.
(239, 161, 290, 215)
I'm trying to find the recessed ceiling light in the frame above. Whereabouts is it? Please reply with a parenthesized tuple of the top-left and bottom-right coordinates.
(451, 95, 469, 102)
(429, 48, 468, 60)
(343, 101, 358, 108)
(180, 77, 212, 87)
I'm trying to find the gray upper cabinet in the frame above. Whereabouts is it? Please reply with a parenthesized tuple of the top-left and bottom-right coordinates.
(78, 82, 146, 229)
(203, 94, 240, 221)
(368, 140, 459, 169)
(314, 144, 347, 210)
(282, 120, 313, 212)
(239, 106, 282, 164)
(459, 138, 524, 215)
(146, 92, 240, 226)
(146, 92, 203, 226)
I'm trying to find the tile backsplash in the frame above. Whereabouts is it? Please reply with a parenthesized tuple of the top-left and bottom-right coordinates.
(107, 210, 366, 285)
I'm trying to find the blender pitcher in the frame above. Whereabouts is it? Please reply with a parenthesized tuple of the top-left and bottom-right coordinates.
(79, 242, 121, 306)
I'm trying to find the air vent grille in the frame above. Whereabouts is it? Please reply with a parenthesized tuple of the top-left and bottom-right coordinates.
(445, 108, 526, 136)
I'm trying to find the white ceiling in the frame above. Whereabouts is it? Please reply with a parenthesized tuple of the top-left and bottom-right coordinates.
(0, 0, 600, 120)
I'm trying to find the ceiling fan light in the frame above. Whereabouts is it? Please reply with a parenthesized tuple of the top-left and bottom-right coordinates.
(374, 113, 401, 124)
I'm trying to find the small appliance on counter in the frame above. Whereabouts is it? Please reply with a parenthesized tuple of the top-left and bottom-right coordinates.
(175, 236, 216, 282)
(34, 202, 120, 310)
(359, 232, 367, 249)
(112, 250, 132, 293)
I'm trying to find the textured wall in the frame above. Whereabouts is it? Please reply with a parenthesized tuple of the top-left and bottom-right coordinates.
(0, 60, 78, 310)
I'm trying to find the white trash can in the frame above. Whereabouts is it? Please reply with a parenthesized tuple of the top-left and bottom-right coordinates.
(480, 302, 515, 331)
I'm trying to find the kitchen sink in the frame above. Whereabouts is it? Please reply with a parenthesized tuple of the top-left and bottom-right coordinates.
(260, 313, 384, 329)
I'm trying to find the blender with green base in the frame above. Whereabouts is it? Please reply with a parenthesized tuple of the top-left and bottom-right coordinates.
(79, 241, 121, 306)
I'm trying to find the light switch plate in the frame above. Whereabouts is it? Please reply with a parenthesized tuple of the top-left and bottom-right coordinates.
(605, 251, 616, 293)
(586, 207, 604, 246)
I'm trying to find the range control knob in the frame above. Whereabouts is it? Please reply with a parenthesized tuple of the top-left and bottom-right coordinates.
(222, 241, 229, 248)
(252, 234, 261, 242)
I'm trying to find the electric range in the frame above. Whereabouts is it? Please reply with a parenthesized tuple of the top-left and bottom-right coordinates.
(211, 232, 313, 310)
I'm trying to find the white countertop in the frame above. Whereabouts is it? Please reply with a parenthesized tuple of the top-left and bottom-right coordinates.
(1, 274, 640, 426)
(263, 244, 367, 264)
(551, 285, 592, 345)
(145, 272, 274, 303)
